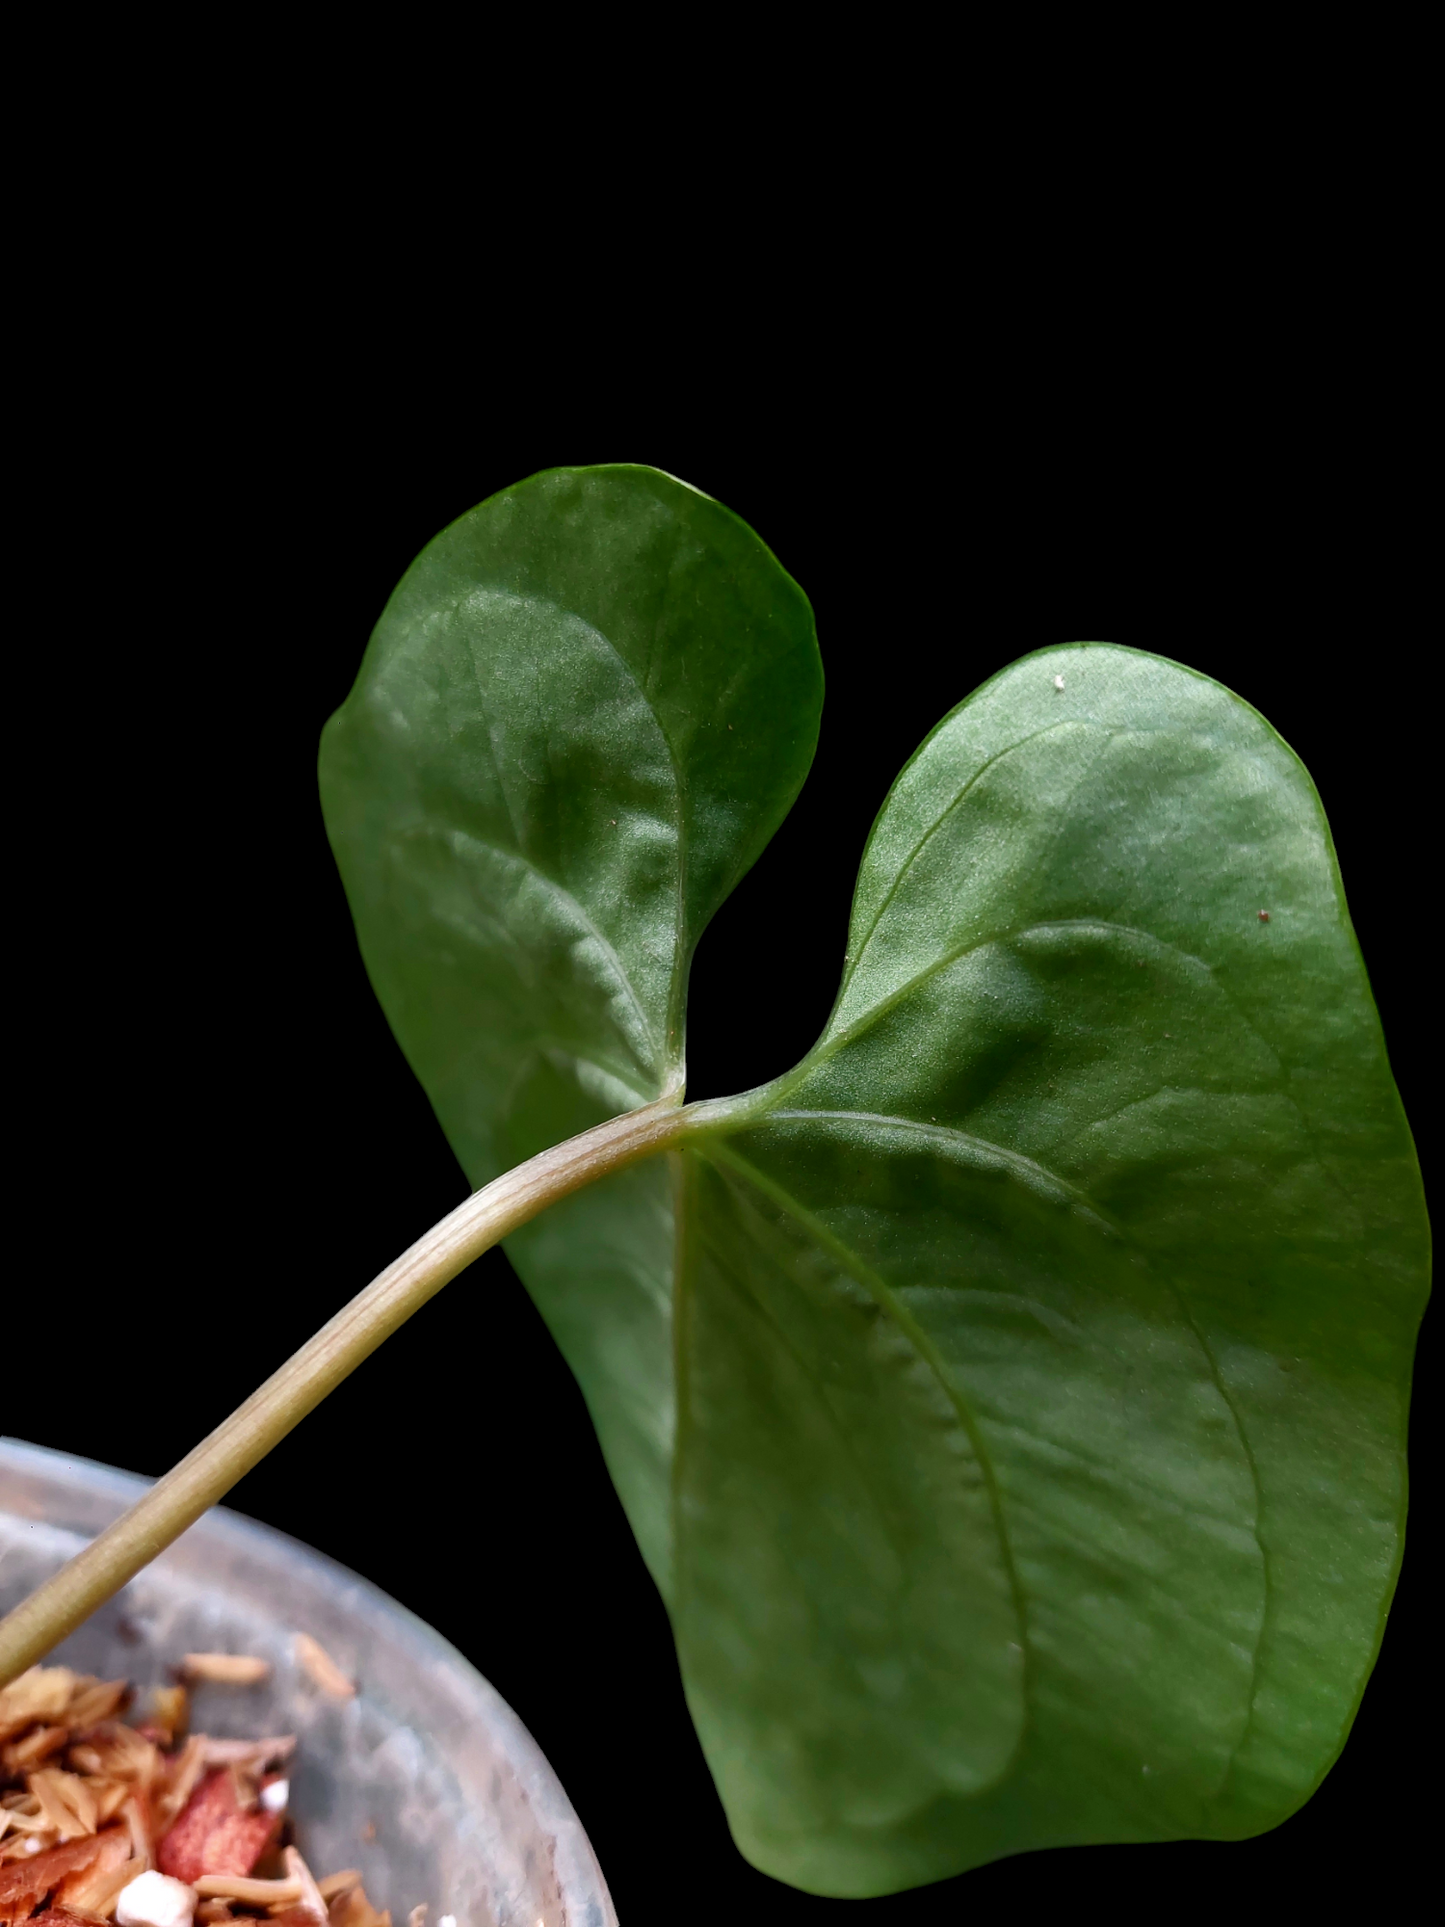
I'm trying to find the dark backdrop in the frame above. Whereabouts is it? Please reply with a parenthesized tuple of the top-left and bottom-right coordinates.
(7, 394, 1432, 1922)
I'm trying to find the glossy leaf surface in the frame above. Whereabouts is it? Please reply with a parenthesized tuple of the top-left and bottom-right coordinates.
(322, 478, 1428, 1897)
(320, 465, 822, 1590)
(677, 644, 1427, 1889)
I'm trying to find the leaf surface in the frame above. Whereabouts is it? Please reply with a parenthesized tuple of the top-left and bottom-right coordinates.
(675, 643, 1427, 1888)
(320, 465, 822, 1593)
(322, 488, 1428, 1897)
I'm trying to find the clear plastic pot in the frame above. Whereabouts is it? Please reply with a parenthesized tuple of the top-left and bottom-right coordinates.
(0, 1439, 616, 1927)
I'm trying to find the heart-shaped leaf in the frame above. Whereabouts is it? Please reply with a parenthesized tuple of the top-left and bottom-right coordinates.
(320, 465, 822, 1589)
(321, 477, 1428, 1898)
(675, 645, 1428, 1889)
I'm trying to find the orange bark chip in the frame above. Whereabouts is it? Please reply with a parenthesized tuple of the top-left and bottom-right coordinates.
(0, 1826, 123, 1926)
(54, 1828, 136, 1913)
(156, 1771, 280, 1883)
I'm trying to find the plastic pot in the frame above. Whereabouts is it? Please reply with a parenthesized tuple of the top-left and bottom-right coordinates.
(0, 1439, 616, 1927)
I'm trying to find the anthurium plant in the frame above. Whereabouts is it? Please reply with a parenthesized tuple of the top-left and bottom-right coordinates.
(1, 465, 1428, 1898)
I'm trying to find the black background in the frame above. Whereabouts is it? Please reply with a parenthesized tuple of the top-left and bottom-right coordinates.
(5, 384, 1433, 1922)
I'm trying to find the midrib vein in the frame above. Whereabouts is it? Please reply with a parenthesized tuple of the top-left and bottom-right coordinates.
(841, 721, 1077, 993)
(700, 1137, 1032, 1666)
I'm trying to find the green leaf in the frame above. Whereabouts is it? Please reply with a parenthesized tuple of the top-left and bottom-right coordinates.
(322, 481, 1428, 1899)
(675, 644, 1428, 1890)
(320, 464, 822, 1594)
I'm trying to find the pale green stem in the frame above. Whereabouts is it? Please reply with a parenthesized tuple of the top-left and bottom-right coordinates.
(1, 1091, 722, 1686)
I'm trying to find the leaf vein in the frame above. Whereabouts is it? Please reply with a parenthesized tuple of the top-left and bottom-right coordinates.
(445, 827, 661, 1073)
(747, 1104, 1270, 1798)
(815, 917, 1212, 1067)
(840, 721, 1083, 991)
(702, 1139, 1035, 1712)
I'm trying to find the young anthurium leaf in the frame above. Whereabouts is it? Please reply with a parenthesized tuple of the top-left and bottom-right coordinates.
(320, 465, 822, 1593)
(676, 643, 1428, 1891)
(323, 480, 1428, 1901)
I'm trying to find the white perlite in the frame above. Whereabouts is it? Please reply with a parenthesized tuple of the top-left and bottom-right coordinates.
(115, 1871, 198, 1927)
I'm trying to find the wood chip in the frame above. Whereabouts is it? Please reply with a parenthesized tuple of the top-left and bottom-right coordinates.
(281, 1848, 327, 1926)
(153, 1737, 207, 1832)
(0, 1841, 55, 1871)
(54, 1832, 137, 1916)
(221, 1766, 255, 1815)
(119, 1793, 151, 1868)
(194, 1876, 302, 1906)
(67, 1724, 160, 1790)
(0, 1671, 77, 1746)
(145, 1689, 189, 1748)
(291, 1638, 354, 1700)
(179, 1657, 270, 1687)
(197, 1738, 296, 1772)
(87, 1781, 130, 1828)
(156, 1769, 279, 1883)
(65, 1681, 130, 1731)
(27, 1771, 98, 1840)
(2, 1727, 68, 1776)
(0, 1829, 119, 1925)
(0, 1794, 52, 1843)
(0, 1830, 57, 1870)
(326, 1889, 389, 1927)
